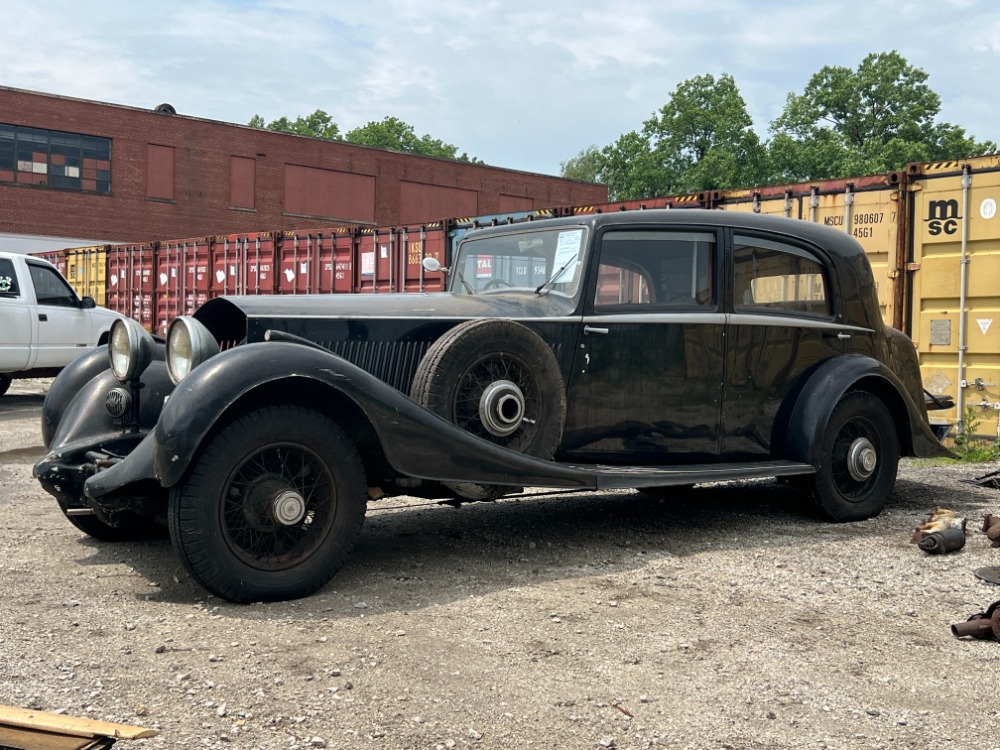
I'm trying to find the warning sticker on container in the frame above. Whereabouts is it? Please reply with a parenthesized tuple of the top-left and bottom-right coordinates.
(982, 198, 997, 221)
(978, 319, 993, 335)
(361, 252, 374, 276)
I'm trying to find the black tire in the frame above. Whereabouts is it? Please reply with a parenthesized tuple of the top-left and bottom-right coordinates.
(0, 375, 10, 397)
(59, 502, 167, 542)
(410, 319, 566, 500)
(411, 319, 566, 455)
(168, 406, 367, 603)
(812, 391, 899, 522)
(410, 318, 566, 500)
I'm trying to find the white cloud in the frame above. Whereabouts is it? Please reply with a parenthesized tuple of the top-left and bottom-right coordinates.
(2, 0, 997, 175)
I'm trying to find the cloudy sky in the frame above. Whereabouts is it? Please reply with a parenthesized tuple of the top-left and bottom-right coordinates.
(3, 0, 998, 176)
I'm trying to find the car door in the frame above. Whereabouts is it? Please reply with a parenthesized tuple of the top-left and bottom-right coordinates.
(26, 261, 95, 369)
(722, 232, 846, 459)
(561, 227, 725, 464)
(0, 257, 33, 371)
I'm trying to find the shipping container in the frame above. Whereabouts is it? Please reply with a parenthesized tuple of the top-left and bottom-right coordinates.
(64, 245, 109, 305)
(155, 238, 212, 335)
(561, 194, 709, 216)
(907, 156, 1000, 440)
(106, 242, 156, 330)
(446, 209, 560, 262)
(211, 232, 279, 297)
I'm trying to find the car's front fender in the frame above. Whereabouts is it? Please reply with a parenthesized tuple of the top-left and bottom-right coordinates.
(151, 341, 595, 491)
(784, 353, 951, 465)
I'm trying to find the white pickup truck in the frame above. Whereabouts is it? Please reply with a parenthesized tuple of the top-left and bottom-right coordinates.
(0, 250, 122, 396)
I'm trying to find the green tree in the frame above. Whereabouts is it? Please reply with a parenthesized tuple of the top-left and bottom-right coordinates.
(345, 116, 475, 161)
(572, 74, 768, 200)
(643, 73, 767, 194)
(248, 109, 341, 140)
(560, 145, 604, 183)
(249, 112, 477, 162)
(770, 51, 996, 181)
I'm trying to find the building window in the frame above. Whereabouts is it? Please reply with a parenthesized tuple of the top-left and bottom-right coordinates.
(0, 123, 111, 193)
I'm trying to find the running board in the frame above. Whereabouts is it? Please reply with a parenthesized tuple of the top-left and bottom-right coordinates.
(579, 460, 815, 490)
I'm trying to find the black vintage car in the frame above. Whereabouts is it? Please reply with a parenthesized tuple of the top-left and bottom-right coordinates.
(35, 210, 949, 602)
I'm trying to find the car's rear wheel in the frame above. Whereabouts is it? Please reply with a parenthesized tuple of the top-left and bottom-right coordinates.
(410, 319, 566, 500)
(0, 375, 10, 397)
(812, 391, 899, 522)
(168, 405, 367, 602)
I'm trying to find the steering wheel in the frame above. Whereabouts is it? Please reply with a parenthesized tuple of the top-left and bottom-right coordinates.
(483, 278, 514, 291)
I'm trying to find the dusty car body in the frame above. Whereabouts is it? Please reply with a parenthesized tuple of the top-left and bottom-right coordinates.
(35, 210, 949, 602)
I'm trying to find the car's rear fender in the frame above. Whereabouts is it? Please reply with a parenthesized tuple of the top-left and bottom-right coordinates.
(783, 353, 951, 465)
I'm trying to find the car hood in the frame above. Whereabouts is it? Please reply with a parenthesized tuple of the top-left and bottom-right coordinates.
(193, 291, 578, 343)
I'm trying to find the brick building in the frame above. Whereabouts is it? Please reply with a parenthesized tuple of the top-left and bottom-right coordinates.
(0, 86, 607, 253)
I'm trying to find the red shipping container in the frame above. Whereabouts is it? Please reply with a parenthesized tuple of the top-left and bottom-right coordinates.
(107, 243, 157, 328)
(398, 224, 447, 293)
(278, 231, 321, 294)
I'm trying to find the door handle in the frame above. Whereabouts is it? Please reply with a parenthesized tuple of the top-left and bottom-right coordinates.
(823, 331, 851, 340)
(38, 313, 48, 322)
(584, 325, 609, 335)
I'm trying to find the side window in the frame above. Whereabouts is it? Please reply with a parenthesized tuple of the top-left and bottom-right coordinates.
(0, 258, 20, 297)
(733, 235, 829, 317)
(28, 263, 77, 306)
(595, 230, 714, 310)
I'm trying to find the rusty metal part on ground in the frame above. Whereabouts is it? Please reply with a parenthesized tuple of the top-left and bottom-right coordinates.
(911, 507, 966, 553)
(982, 514, 1000, 547)
(917, 526, 966, 553)
(952, 600, 1000, 640)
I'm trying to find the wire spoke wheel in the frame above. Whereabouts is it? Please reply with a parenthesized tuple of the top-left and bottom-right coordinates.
(222, 443, 336, 570)
(813, 391, 899, 522)
(168, 405, 366, 602)
(410, 319, 566, 502)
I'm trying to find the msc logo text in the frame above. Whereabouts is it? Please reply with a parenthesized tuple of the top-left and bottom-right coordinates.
(924, 199, 960, 236)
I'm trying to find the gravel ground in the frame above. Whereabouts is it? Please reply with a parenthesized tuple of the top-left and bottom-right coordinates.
(3, 379, 1000, 749)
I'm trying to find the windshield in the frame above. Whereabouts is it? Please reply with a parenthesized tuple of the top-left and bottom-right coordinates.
(451, 226, 588, 296)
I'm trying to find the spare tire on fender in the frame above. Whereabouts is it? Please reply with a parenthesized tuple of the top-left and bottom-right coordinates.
(410, 319, 567, 499)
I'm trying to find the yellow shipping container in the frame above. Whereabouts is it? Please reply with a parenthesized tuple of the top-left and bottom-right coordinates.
(64, 245, 109, 306)
(910, 155, 1000, 441)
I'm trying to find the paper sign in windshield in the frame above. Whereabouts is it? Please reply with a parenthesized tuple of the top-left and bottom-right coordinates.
(553, 230, 583, 283)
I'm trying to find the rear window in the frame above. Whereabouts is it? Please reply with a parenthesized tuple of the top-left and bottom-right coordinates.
(0, 258, 20, 297)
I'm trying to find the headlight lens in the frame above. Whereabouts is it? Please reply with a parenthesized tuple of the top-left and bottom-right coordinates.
(166, 317, 220, 385)
(108, 317, 156, 382)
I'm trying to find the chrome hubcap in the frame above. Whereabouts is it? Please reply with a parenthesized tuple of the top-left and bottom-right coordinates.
(847, 437, 878, 482)
(479, 379, 526, 437)
(272, 490, 307, 526)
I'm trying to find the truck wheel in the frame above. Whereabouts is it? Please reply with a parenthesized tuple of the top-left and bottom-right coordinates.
(168, 405, 367, 603)
(812, 391, 899, 522)
(0, 375, 10, 397)
(410, 319, 566, 500)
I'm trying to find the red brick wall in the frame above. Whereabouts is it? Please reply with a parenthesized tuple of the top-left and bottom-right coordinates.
(0, 87, 607, 244)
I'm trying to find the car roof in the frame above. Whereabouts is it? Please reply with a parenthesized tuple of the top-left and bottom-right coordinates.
(463, 208, 867, 262)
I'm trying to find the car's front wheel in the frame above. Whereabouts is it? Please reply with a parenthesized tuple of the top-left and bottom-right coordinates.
(168, 405, 367, 602)
(812, 391, 899, 522)
(0, 375, 10, 397)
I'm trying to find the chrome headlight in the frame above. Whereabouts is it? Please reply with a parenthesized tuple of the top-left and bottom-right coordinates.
(108, 317, 156, 382)
(166, 316, 220, 385)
